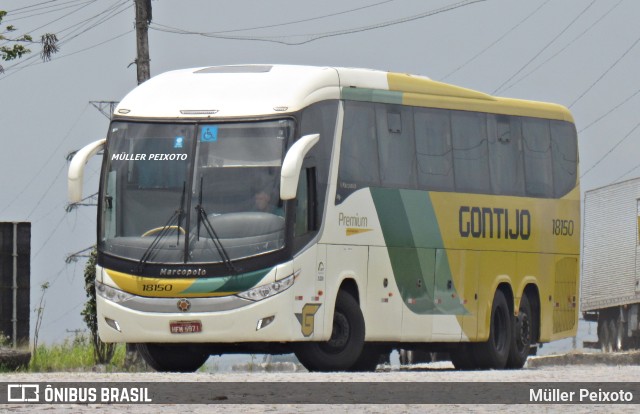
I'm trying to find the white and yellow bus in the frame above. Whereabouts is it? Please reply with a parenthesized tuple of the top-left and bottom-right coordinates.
(68, 65, 579, 372)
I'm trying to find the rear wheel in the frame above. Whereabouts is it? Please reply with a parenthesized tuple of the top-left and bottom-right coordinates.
(506, 294, 533, 369)
(473, 290, 512, 369)
(615, 314, 627, 351)
(136, 343, 209, 372)
(294, 290, 365, 372)
(598, 317, 611, 353)
(399, 349, 413, 365)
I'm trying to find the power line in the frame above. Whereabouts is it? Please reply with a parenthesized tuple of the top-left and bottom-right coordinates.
(58, 28, 131, 59)
(500, 0, 624, 94)
(0, 1, 132, 77)
(182, 0, 399, 35)
(66, 192, 98, 212)
(26, 161, 68, 219)
(40, 29, 131, 64)
(6, 0, 78, 14)
(579, 86, 640, 134)
(32, 212, 68, 259)
(6, 1, 95, 22)
(65, 244, 95, 263)
(0, 0, 98, 47)
(492, 0, 596, 95)
(0, 103, 88, 215)
(580, 120, 640, 179)
(47, 300, 84, 326)
(150, 0, 487, 46)
(569, 31, 640, 109)
(441, 0, 551, 81)
(612, 157, 640, 184)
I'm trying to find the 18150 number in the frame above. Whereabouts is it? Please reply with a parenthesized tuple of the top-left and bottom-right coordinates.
(552, 219, 574, 236)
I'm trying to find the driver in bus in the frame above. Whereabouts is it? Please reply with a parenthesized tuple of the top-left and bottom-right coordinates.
(254, 187, 283, 216)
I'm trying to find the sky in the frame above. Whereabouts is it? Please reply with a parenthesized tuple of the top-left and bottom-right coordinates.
(1, 0, 639, 344)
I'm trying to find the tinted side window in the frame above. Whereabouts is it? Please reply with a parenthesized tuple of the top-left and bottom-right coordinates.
(451, 111, 490, 193)
(550, 120, 578, 197)
(522, 118, 553, 197)
(300, 100, 338, 226)
(487, 114, 525, 196)
(376, 104, 416, 189)
(337, 101, 379, 203)
(414, 107, 454, 192)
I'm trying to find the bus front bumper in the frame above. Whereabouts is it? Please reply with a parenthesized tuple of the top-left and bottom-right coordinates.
(96, 288, 295, 343)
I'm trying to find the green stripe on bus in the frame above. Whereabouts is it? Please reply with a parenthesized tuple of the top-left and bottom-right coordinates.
(182, 267, 272, 294)
(371, 188, 467, 315)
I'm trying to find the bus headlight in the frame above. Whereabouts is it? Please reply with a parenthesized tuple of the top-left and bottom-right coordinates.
(236, 273, 295, 302)
(96, 281, 133, 303)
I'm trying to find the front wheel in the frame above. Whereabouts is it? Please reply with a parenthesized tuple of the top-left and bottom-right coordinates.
(136, 343, 209, 372)
(294, 291, 365, 372)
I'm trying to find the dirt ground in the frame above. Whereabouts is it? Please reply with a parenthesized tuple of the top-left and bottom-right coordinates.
(2, 355, 640, 413)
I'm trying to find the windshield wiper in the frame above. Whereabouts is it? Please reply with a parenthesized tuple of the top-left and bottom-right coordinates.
(194, 177, 238, 274)
(137, 182, 186, 272)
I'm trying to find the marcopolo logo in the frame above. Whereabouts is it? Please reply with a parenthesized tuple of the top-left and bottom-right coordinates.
(459, 206, 531, 240)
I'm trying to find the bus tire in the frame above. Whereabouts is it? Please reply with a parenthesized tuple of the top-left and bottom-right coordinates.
(136, 343, 209, 372)
(450, 343, 479, 370)
(349, 344, 384, 372)
(608, 319, 619, 352)
(506, 294, 532, 369)
(294, 290, 365, 372)
(616, 314, 627, 351)
(598, 318, 610, 353)
(474, 290, 511, 369)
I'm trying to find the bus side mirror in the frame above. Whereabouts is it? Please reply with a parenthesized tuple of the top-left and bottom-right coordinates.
(68, 138, 106, 203)
(280, 133, 319, 200)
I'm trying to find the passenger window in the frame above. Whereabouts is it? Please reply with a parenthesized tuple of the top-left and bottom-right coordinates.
(487, 115, 525, 196)
(522, 118, 553, 197)
(451, 111, 490, 193)
(337, 101, 379, 203)
(414, 108, 454, 192)
(551, 120, 578, 197)
(376, 104, 416, 189)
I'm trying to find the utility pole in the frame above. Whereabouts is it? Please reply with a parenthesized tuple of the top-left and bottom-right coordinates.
(134, 0, 152, 84)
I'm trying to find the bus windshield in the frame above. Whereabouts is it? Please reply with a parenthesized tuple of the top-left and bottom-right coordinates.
(100, 119, 292, 266)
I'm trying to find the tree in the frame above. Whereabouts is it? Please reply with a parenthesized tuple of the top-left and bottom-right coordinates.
(81, 248, 115, 364)
(0, 10, 59, 74)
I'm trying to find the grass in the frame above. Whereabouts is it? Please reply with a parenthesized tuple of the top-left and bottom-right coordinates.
(1, 334, 130, 373)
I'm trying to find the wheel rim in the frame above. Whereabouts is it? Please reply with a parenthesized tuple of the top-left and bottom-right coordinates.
(320, 311, 350, 354)
(515, 313, 531, 354)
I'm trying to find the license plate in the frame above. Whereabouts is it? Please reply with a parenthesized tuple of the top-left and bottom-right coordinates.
(170, 320, 202, 334)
